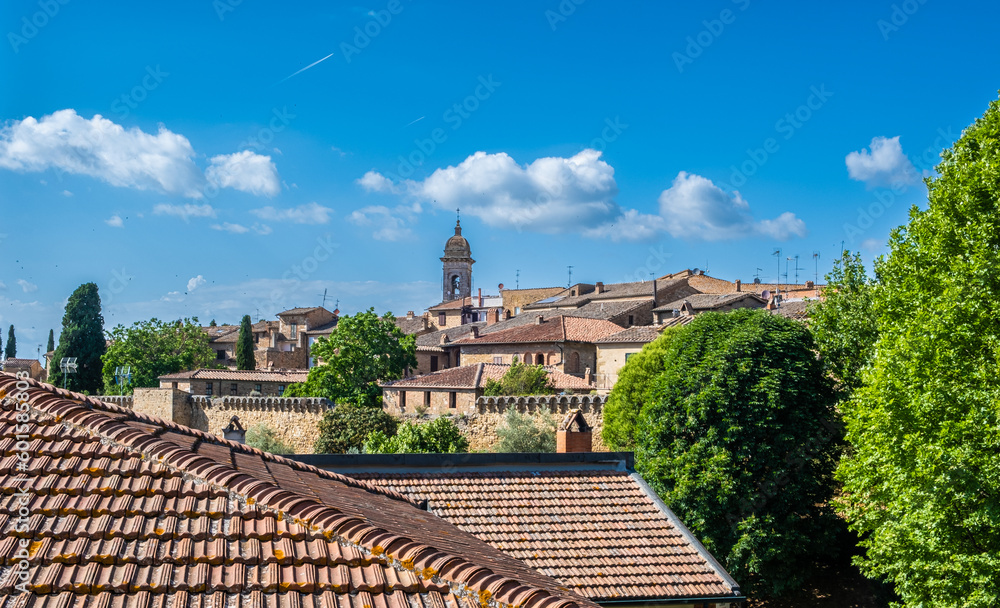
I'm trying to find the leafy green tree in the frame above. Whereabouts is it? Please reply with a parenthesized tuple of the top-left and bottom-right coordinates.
(602, 331, 675, 450)
(48, 283, 106, 392)
(808, 250, 877, 393)
(364, 415, 469, 453)
(314, 403, 400, 453)
(837, 97, 1000, 607)
(209, 319, 217, 327)
(632, 309, 840, 597)
(46, 329, 55, 354)
(5, 325, 15, 359)
(482, 358, 556, 396)
(287, 308, 416, 407)
(101, 318, 215, 393)
(493, 409, 556, 452)
(246, 424, 294, 454)
(235, 315, 256, 371)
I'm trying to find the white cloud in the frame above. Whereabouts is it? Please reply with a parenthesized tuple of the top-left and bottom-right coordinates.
(582, 208, 669, 242)
(61, 190, 72, 197)
(347, 205, 413, 241)
(846, 136, 919, 188)
(105, 214, 124, 228)
(211, 222, 249, 234)
(251, 202, 332, 224)
(0, 109, 206, 197)
(0, 281, 6, 289)
(205, 150, 280, 197)
(187, 275, 206, 292)
(658, 172, 807, 241)
(17, 279, 38, 293)
(252, 223, 272, 235)
(358, 170, 401, 194)
(153, 203, 217, 221)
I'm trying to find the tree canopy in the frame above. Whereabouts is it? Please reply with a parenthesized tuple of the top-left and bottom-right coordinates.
(601, 331, 674, 450)
(808, 250, 877, 393)
(613, 309, 840, 597)
(314, 403, 399, 453)
(46, 329, 55, 354)
(48, 283, 106, 393)
(287, 309, 416, 407)
(493, 409, 556, 452)
(246, 424, 293, 455)
(836, 96, 1000, 607)
(364, 415, 468, 454)
(482, 358, 556, 396)
(235, 315, 255, 371)
(101, 318, 215, 394)
(5, 325, 15, 359)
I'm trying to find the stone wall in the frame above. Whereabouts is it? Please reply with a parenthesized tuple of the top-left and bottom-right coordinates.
(188, 396, 331, 453)
(98, 395, 134, 408)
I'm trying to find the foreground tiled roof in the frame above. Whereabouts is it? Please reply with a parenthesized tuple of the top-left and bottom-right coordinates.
(0, 373, 599, 608)
(594, 326, 663, 344)
(349, 470, 741, 603)
(384, 363, 592, 391)
(158, 369, 310, 383)
(456, 317, 622, 346)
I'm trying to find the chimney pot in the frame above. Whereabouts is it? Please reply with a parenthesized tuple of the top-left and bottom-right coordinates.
(735, 279, 741, 292)
(805, 280, 814, 289)
(595, 281, 604, 294)
(536, 315, 544, 325)
(407, 310, 415, 319)
(470, 326, 479, 338)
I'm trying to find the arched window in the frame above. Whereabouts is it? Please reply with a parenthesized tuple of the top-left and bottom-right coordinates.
(535, 353, 545, 365)
(450, 275, 461, 297)
(568, 352, 580, 373)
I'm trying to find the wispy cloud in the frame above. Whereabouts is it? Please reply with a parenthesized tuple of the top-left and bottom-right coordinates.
(105, 214, 124, 228)
(153, 203, 217, 221)
(187, 275, 206, 292)
(404, 116, 425, 127)
(251, 202, 332, 224)
(17, 279, 38, 293)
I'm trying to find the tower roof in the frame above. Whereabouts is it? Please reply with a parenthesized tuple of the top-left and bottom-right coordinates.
(443, 219, 472, 258)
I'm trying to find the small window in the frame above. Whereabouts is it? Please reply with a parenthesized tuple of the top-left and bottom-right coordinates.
(400, 391, 407, 411)
(625, 353, 636, 362)
(514, 307, 521, 315)
(216, 350, 226, 360)
(205, 383, 213, 396)
(230, 383, 238, 395)
(627, 315, 634, 326)
(438, 313, 447, 326)
(449, 392, 457, 409)
(493, 356, 503, 364)
(430, 355, 439, 372)
(289, 322, 297, 339)
(278, 385, 285, 396)
(254, 384, 262, 393)
(424, 391, 431, 406)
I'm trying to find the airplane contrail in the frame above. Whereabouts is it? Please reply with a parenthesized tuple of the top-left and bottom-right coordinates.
(404, 116, 425, 127)
(277, 52, 335, 84)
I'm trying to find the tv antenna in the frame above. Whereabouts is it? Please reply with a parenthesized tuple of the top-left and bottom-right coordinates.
(59, 357, 78, 390)
(567, 265, 573, 288)
(516, 269, 520, 290)
(772, 249, 781, 283)
(754, 267, 763, 282)
(318, 288, 332, 308)
(812, 252, 821, 283)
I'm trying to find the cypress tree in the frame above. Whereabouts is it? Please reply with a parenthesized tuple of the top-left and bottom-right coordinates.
(46, 329, 55, 354)
(235, 315, 256, 371)
(5, 325, 15, 359)
(48, 283, 106, 392)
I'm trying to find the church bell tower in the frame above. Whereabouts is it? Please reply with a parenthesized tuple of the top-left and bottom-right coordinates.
(441, 217, 474, 303)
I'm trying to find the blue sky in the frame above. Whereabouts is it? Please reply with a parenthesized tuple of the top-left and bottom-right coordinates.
(1, 0, 997, 357)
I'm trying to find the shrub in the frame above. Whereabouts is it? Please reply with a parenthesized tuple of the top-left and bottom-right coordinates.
(314, 403, 399, 453)
(493, 409, 556, 452)
(245, 424, 294, 454)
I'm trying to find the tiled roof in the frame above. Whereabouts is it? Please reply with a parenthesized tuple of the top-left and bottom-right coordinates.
(457, 316, 623, 346)
(304, 319, 339, 335)
(653, 293, 765, 312)
(158, 369, 310, 383)
(395, 315, 427, 335)
(384, 363, 592, 391)
(415, 323, 485, 348)
(657, 315, 696, 328)
(1, 358, 40, 367)
(277, 307, 324, 316)
(769, 299, 812, 320)
(595, 326, 663, 344)
(427, 297, 472, 311)
(349, 470, 741, 603)
(0, 372, 600, 608)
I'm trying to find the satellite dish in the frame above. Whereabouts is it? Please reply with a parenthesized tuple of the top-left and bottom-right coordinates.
(498, 283, 504, 290)
(761, 290, 772, 301)
(753, 277, 762, 284)
(692, 268, 700, 275)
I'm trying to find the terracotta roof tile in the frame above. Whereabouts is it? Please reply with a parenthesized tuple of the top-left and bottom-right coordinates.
(653, 292, 766, 312)
(0, 372, 598, 608)
(594, 326, 664, 344)
(157, 369, 309, 383)
(456, 316, 623, 346)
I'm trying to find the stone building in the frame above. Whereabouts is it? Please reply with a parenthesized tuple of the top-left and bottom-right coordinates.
(593, 325, 666, 391)
(1, 357, 45, 381)
(652, 292, 767, 324)
(159, 368, 309, 397)
(440, 218, 475, 303)
(381, 362, 594, 416)
(204, 306, 338, 369)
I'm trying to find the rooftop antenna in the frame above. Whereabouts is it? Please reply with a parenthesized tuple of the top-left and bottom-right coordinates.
(785, 256, 793, 283)
(516, 269, 520, 290)
(793, 254, 803, 284)
(254, 309, 261, 323)
(772, 249, 781, 283)
(59, 357, 77, 390)
(754, 267, 763, 281)
(317, 288, 331, 308)
(567, 265, 573, 288)
(812, 251, 821, 283)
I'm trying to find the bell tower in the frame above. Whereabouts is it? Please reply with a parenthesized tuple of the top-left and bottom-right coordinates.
(441, 214, 474, 303)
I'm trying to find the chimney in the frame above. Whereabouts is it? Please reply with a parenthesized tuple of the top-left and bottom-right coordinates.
(805, 280, 815, 289)
(440, 334, 450, 344)
(595, 281, 604, 294)
(469, 326, 479, 339)
(487, 308, 501, 326)
(556, 409, 592, 453)
(735, 279, 741, 292)
(222, 416, 246, 444)
(406, 310, 415, 319)
(269, 326, 278, 348)
(536, 315, 545, 325)
(478, 288, 483, 307)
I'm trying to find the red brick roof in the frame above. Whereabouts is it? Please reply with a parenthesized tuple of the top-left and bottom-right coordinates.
(0, 372, 598, 608)
(158, 368, 310, 383)
(1, 358, 40, 368)
(384, 363, 593, 391)
(594, 326, 664, 344)
(457, 316, 623, 345)
(351, 471, 741, 603)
